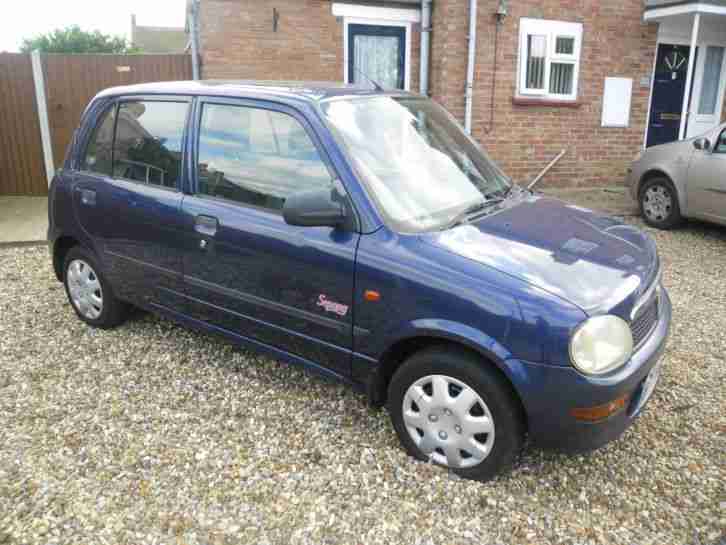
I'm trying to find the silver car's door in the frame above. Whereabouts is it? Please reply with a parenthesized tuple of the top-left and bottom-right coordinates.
(687, 127, 726, 223)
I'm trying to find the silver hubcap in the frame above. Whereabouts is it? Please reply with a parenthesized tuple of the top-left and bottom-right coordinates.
(402, 374, 495, 469)
(66, 259, 103, 320)
(643, 185, 673, 222)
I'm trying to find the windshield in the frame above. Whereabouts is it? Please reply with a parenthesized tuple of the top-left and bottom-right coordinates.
(321, 96, 511, 232)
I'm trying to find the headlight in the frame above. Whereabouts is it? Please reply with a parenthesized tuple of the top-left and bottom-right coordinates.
(569, 315, 633, 375)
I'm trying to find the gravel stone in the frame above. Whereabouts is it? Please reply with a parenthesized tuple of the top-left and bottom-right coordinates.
(0, 218, 724, 544)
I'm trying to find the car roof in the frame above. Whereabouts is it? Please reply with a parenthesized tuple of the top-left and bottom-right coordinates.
(94, 80, 420, 103)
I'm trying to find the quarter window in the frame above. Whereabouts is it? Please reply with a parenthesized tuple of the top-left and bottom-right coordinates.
(518, 18, 582, 101)
(196, 104, 333, 211)
(112, 101, 188, 190)
(81, 106, 116, 175)
(715, 129, 726, 154)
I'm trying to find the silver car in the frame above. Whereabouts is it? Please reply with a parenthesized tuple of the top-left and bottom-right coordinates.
(627, 122, 726, 229)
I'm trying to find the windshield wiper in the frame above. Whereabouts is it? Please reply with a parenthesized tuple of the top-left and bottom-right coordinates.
(442, 199, 502, 230)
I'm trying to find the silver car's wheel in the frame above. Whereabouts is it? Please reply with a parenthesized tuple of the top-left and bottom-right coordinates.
(402, 374, 495, 469)
(642, 184, 673, 222)
(66, 259, 103, 320)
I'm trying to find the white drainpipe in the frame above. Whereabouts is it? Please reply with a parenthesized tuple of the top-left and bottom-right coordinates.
(420, 0, 432, 95)
(464, 0, 477, 134)
(679, 12, 700, 140)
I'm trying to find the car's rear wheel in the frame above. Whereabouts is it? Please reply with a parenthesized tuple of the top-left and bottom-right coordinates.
(640, 177, 681, 229)
(388, 346, 524, 481)
(63, 246, 127, 329)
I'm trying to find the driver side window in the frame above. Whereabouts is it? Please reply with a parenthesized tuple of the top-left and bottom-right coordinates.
(715, 129, 726, 154)
(196, 103, 333, 211)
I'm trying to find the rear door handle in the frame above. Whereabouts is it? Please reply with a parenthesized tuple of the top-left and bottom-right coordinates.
(194, 215, 218, 237)
(77, 188, 96, 206)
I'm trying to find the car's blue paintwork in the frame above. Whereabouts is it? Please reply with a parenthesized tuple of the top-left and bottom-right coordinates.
(49, 81, 671, 451)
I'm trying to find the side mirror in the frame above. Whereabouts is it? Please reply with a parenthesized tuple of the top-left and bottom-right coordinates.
(283, 184, 350, 229)
(694, 137, 711, 151)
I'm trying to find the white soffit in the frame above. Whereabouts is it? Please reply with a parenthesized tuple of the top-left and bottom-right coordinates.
(644, 2, 726, 21)
(332, 3, 421, 23)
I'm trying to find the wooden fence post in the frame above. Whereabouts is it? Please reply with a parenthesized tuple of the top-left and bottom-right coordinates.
(31, 50, 55, 186)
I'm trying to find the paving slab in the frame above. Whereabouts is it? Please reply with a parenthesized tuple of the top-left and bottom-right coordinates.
(0, 196, 48, 245)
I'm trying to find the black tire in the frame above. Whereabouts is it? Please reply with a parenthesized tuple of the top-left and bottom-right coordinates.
(639, 177, 682, 229)
(388, 346, 525, 481)
(62, 245, 128, 329)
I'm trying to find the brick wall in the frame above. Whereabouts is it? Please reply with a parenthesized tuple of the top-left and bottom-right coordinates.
(430, 0, 659, 187)
(200, 0, 660, 188)
(199, 0, 420, 91)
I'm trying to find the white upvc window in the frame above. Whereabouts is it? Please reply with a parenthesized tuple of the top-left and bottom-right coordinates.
(518, 18, 583, 101)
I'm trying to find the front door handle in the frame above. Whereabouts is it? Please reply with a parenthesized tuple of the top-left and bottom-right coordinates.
(194, 215, 218, 237)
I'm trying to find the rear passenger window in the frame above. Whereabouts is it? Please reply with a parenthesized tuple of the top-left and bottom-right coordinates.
(196, 103, 333, 211)
(81, 106, 116, 175)
(112, 101, 188, 190)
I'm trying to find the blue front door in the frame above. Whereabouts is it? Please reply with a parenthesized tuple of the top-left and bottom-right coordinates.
(647, 44, 694, 148)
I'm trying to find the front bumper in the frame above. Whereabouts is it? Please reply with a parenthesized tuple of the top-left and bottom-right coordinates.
(509, 287, 672, 452)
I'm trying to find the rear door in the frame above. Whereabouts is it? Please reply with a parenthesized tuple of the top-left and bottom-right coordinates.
(180, 97, 359, 376)
(73, 96, 190, 309)
(687, 126, 726, 222)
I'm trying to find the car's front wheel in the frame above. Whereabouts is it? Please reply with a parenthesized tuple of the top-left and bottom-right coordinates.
(640, 177, 682, 229)
(388, 346, 524, 481)
(63, 246, 128, 329)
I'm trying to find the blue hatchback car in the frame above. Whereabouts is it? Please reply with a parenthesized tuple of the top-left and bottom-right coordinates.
(49, 81, 671, 481)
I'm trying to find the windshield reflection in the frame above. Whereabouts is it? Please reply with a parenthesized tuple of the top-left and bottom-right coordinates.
(322, 96, 510, 232)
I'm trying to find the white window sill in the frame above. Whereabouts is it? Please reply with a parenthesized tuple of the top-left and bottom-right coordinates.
(512, 96, 581, 108)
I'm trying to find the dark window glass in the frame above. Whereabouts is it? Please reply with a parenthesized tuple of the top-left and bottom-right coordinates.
(197, 104, 332, 211)
(81, 106, 116, 175)
(555, 36, 575, 55)
(112, 101, 188, 189)
(716, 129, 726, 154)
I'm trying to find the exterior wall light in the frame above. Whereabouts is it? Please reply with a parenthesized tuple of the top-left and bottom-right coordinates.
(496, 0, 508, 24)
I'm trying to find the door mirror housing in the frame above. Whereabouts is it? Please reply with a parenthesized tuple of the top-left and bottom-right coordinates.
(283, 183, 352, 229)
(694, 137, 711, 151)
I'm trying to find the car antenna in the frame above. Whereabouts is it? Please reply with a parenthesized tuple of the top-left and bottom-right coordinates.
(354, 68, 385, 92)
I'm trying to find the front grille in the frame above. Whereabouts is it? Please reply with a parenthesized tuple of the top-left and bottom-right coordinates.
(630, 296, 659, 348)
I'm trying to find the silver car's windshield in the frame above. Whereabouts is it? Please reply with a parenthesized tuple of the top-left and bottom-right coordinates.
(321, 96, 511, 233)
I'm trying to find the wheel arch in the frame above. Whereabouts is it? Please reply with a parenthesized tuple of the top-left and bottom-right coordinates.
(52, 235, 81, 282)
(367, 325, 528, 433)
(638, 169, 686, 215)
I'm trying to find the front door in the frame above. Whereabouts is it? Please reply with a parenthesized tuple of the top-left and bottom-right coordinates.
(347, 24, 406, 90)
(180, 98, 359, 377)
(647, 44, 692, 148)
(687, 45, 726, 138)
(687, 126, 726, 222)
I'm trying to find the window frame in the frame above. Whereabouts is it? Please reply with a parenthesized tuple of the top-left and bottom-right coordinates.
(77, 100, 118, 177)
(190, 96, 342, 217)
(517, 18, 583, 102)
(714, 128, 726, 154)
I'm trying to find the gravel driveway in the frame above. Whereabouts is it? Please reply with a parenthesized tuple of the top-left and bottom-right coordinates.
(1, 218, 724, 545)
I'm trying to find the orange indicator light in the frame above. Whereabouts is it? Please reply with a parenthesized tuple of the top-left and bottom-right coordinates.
(364, 290, 381, 302)
(571, 394, 629, 422)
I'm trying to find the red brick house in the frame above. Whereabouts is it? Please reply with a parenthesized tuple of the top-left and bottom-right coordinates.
(190, 0, 726, 187)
